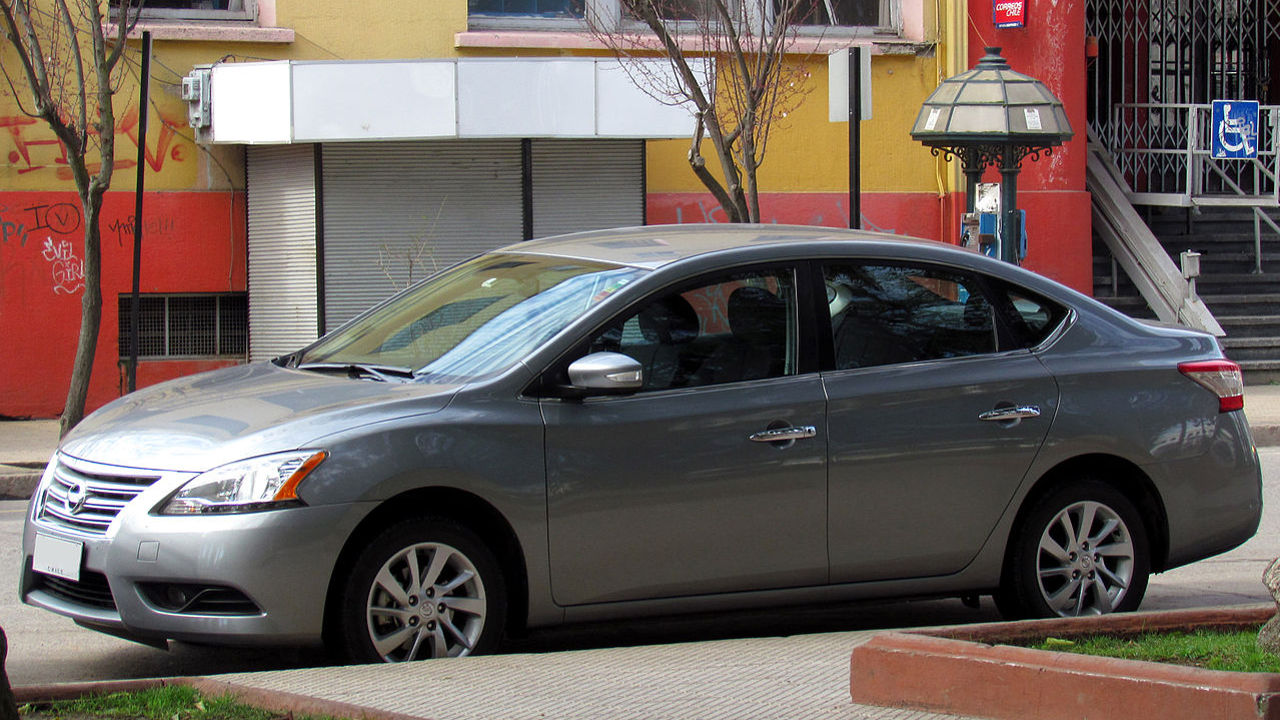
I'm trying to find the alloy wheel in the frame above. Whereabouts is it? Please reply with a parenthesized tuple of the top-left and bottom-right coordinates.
(1035, 500, 1135, 617)
(365, 541, 487, 661)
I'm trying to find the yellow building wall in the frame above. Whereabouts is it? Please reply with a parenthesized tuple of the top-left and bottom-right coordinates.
(644, 53, 944, 195)
(1, 2, 945, 199)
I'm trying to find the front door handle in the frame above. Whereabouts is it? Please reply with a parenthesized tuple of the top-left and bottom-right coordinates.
(749, 425, 817, 443)
(978, 406, 1041, 422)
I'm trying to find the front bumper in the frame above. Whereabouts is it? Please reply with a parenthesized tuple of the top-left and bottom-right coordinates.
(19, 454, 371, 647)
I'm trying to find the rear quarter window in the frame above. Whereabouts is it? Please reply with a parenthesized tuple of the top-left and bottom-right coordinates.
(999, 287, 1068, 348)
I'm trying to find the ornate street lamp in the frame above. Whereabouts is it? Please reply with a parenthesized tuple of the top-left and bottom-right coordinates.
(911, 47, 1073, 264)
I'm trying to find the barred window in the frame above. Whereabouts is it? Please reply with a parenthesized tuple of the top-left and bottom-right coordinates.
(117, 294, 248, 359)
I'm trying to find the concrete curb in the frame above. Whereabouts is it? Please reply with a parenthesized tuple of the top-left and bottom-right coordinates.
(0, 469, 39, 501)
(14, 678, 175, 704)
(849, 604, 1279, 720)
(1255, 425, 1280, 449)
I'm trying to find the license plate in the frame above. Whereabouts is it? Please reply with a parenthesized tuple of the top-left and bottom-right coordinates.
(33, 533, 83, 582)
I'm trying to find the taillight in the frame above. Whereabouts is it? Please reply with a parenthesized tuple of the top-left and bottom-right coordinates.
(1178, 360, 1245, 412)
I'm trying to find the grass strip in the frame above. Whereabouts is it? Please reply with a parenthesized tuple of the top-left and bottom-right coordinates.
(1026, 628, 1280, 673)
(19, 685, 346, 720)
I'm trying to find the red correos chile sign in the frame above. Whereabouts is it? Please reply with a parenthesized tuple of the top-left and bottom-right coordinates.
(993, 0, 1026, 28)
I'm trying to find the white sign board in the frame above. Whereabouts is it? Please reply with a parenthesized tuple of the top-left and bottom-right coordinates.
(828, 48, 873, 123)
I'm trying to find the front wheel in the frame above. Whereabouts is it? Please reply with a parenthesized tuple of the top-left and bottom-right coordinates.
(997, 480, 1150, 619)
(337, 517, 506, 663)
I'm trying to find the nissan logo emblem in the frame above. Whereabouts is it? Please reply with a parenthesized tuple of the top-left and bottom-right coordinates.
(64, 482, 88, 515)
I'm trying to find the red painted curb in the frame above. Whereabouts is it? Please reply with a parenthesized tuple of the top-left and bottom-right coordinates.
(13, 675, 422, 720)
(14, 678, 178, 704)
(850, 605, 1280, 720)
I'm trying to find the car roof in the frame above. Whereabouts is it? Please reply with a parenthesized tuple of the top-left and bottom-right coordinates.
(500, 224, 947, 270)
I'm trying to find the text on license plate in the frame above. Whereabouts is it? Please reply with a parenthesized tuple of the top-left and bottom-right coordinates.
(33, 533, 83, 582)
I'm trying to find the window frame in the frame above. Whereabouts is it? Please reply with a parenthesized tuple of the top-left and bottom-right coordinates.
(467, 0, 893, 35)
(130, 0, 256, 22)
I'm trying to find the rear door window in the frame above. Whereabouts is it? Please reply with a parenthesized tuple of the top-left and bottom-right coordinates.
(823, 263, 997, 370)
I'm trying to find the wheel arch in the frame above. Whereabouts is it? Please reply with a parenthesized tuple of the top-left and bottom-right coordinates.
(1005, 454, 1170, 575)
(322, 486, 530, 648)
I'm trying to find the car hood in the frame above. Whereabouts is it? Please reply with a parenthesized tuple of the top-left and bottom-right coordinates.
(60, 362, 462, 472)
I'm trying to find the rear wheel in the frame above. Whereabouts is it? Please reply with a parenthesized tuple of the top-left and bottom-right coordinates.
(338, 517, 506, 663)
(997, 480, 1150, 619)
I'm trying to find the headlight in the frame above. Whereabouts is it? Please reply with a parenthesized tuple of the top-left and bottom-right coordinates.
(159, 450, 328, 515)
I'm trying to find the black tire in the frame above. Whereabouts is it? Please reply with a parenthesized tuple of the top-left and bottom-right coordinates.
(996, 479, 1150, 620)
(337, 516, 506, 663)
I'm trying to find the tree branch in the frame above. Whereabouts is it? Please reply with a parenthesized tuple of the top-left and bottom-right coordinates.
(52, 0, 87, 151)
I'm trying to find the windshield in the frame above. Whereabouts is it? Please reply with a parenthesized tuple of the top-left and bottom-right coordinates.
(298, 253, 645, 382)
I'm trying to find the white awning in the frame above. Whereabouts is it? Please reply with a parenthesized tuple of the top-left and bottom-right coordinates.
(195, 57, 703, 144)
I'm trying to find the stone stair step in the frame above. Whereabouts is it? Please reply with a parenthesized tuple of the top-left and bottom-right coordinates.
(1216, 314, 1280, 326)
(1095, 205, 1280, 365)
(1220, 336, 1280, 349)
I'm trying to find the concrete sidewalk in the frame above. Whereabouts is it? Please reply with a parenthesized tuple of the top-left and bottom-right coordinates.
(195, 631, 977, 720)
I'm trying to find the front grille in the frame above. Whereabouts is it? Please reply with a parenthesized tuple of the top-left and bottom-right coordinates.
(35, 456, 160, 536)
(35, 568, 116, 610)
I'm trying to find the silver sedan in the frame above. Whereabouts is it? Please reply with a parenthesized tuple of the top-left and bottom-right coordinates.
(20, 225, 1262, 663)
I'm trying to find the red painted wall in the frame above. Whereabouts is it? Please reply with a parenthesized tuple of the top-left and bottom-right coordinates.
(648, 189, 1091, 292)
(0, 191, 247, 419)
(968, 0, 1092, 293)
(648, 191, 945, 242)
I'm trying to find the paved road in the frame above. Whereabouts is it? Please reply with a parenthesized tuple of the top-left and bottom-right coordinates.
(5, 448, 1278, 687)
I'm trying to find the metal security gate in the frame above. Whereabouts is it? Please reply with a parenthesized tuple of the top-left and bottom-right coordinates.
(320, 139, 645, 332)
(1087, 0, 1280, 199)
(246, 145, 320, 362)
(321, 140, 525, 331)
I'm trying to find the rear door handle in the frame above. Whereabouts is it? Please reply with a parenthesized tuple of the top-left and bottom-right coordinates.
(749, 425, 817, 443)
(978, 406, 1041, 422)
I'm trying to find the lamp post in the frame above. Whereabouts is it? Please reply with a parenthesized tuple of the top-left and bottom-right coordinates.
(910, 47, 1073, 265)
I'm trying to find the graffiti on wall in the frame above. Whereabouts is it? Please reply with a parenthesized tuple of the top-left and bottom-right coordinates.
(1, 200, 86, 295)
(1, 196, 190, 295)
(42, 237, 84, 294)
(108, 215, 176, 247)
(2, 106, 190, 181)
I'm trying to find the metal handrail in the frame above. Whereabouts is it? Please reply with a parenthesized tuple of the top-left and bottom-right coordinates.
(1107, 102, 1280, 272)
(1087, 128, 1224, 336)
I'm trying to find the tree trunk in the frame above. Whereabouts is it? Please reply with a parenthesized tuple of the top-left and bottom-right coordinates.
(59, 194, 104, 438)
(0, 626, 18, 720)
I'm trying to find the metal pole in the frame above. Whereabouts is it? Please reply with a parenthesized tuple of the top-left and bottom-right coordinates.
(963, 155, 983, 213)
(128, 31, 151, 393)
(848, 47, 862, 229)
(999, 156, 1021, 265)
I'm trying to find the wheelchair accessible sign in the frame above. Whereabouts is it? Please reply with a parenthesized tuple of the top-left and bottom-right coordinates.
(1212, 100, 1259, 159)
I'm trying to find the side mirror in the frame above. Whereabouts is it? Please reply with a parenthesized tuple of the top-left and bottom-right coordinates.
(565, 352, 643, 396)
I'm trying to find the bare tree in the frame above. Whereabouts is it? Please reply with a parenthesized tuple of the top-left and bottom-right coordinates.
(590, 0, 818, 223)
(0, 0, 141, 436)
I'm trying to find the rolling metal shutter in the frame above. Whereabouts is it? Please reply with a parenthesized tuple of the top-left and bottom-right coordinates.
(320, 141, 524, 331)
(532, 139, 644, 237)
(246, 145, 319, 362)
